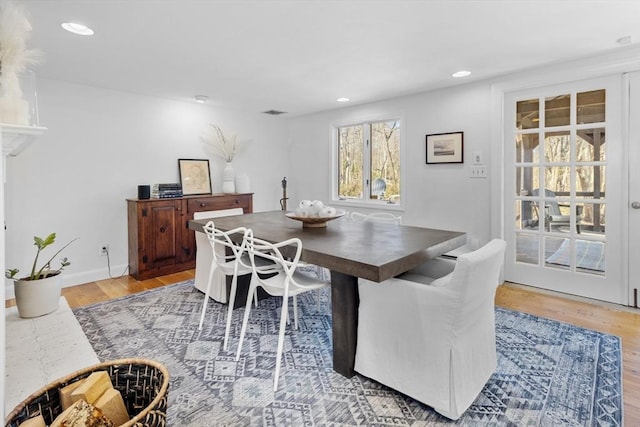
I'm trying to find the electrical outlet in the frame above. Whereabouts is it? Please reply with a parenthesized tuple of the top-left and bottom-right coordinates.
(99, 244, 109, 256)
(470, 166, 488, 178)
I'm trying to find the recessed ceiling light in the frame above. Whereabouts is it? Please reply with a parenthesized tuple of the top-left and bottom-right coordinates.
(61, 22, 94, 36)
(452, 70, 471, 78)
(336, 97, 350, 102)
(194, 95, 209, 103)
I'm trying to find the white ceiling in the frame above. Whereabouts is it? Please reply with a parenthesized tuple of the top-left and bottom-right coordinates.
(22, 0, 640, 116)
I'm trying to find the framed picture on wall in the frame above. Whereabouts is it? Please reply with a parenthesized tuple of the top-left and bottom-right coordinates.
(178, 159, 212, 195)
(426, 131, 464, 164)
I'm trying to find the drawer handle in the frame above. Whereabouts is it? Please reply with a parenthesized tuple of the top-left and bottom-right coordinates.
(200, 203, 206, 207)
(235, 199, 239, 204)
(159, 226, 166, 233)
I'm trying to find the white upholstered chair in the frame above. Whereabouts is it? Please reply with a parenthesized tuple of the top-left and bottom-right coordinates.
(355, 239, 506, 420)
(194, 208, 244, 302)
(235, 232, 330, 391)
(349, 211, 402, 224)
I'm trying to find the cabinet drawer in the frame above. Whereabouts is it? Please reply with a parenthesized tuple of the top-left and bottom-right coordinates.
(187, 194, 252, 213)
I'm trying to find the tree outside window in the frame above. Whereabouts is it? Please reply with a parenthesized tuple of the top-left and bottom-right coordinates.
(337, 119, 401, 203)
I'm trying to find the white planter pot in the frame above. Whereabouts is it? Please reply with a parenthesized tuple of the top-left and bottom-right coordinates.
(13, 272, 63, 318)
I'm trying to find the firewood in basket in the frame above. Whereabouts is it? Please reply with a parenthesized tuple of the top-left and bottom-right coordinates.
(70, 371, 113, 405)
(50, 399, 115, 427)
(94, 388, 130, 426)
(17, 415, 46, 427)
(59, 380, 85, 410)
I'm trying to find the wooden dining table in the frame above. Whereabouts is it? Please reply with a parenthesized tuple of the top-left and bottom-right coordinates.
(189, 210, 466, 378)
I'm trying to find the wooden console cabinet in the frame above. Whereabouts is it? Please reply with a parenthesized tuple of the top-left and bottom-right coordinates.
(127, 193, 253, 280)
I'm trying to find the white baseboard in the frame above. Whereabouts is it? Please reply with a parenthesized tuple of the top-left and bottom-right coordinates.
(4, 264, 129, 300)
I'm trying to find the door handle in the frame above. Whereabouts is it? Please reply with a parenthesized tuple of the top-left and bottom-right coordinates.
(632, 201, 640, 209)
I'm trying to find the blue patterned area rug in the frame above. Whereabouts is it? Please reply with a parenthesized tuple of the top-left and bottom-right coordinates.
(73, 281, 622, 426)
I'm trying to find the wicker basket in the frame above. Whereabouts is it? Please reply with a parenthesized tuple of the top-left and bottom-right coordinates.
(5, 358, 169, 427)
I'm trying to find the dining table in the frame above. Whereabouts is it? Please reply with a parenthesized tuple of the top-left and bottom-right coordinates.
(189, 209, 466, 378)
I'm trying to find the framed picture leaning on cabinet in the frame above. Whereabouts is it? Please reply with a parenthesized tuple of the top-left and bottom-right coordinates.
(179, 158, 212, 195)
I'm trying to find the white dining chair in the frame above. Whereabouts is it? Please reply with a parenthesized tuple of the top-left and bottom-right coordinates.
(355, 239, 506, 420)
(193, 208, 244, 302)
(349, 211, 402, 224)
(198, 222, 253, 351)
(235, 231, 330, 391)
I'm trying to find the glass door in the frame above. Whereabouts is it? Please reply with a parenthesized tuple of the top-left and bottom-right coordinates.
(504, 75, 626, 304)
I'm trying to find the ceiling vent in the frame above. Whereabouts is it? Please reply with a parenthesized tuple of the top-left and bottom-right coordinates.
(262, 110, 287, 115)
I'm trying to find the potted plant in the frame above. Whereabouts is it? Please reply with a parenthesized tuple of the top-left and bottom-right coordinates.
(5, 233, 77, 318)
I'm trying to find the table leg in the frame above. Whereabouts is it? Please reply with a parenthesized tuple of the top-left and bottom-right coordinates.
(330, 271, 359, 378)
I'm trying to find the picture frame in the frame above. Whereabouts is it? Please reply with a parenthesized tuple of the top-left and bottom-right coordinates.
(426, 131, 464, 164)
(178, 159, 212, 195)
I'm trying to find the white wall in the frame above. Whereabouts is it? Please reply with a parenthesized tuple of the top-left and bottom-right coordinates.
(4, 78, 289, 293)
(287, 81, 493, 248)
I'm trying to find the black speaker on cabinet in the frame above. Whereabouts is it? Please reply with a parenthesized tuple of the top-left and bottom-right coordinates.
(138, 185, 151, 200)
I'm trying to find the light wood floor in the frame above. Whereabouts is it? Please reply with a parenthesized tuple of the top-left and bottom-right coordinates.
(6, 271, 639, 425)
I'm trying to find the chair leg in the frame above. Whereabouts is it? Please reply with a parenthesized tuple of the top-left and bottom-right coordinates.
(273, 295, 290, 391)
(293, 295, 299, 330)
(223, 271, 241, 351)
(235, 279, 258, 361)
(198, 262, 217, 330)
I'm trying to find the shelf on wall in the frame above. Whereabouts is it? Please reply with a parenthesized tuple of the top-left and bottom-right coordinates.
(1, 124, 47, 157)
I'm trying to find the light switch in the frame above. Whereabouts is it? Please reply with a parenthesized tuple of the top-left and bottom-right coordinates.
(473, 151, 483, 165)
(470, 166, 487, 178)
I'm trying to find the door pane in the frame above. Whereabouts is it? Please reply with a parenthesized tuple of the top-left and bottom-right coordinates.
(516, 233, 538, 264)
(515, 133, 540, 163)
(577, 128, 606, 162)
(577, 89, 605, 124)
(576, 165, 606, 196)
(575, 239, 605, 275)
(515, 166, 539, 196)
(577, 202, 606, 234)
(544, 236, 569, 269)
(515, 200, 541, 230)
(545, 131, 570, 163)
(544, 166, 571, 193)
(545, 94, 570, 127)
(516, 99, 539, 129)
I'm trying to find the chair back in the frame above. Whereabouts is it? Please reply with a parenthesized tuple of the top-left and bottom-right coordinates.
(350, 211, 402, 224)
(532, 188, 563, 216)
(371, 178, 387, 198)
(194, 208, 244, 259)
(194, 208, 246, 296)
(202, 221, 250, 271)
(446, 239, 506, 331)
(244, 231, 308, 295)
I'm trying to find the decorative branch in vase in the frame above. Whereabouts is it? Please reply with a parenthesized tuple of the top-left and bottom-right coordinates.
(201, 124, 238, 162)
(201, 124, 242, 194)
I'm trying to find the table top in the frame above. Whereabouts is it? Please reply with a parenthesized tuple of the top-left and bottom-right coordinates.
(189, 210, 466, 282)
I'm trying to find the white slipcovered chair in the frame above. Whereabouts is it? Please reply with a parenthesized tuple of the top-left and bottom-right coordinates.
(354, 239, 506, 420)
(235, 231, 330, 391)
(194, 208, 244, 302)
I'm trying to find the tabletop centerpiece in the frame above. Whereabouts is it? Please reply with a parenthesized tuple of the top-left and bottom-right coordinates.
(286, 199, 345, 228)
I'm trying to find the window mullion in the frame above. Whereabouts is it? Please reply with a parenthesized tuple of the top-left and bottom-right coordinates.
(363, 124, 372, 200)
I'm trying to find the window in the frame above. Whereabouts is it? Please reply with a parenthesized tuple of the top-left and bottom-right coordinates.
(335, 119, 401, 204)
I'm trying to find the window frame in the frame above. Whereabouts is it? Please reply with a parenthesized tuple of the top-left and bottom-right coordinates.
(331, 114, 405, 211)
